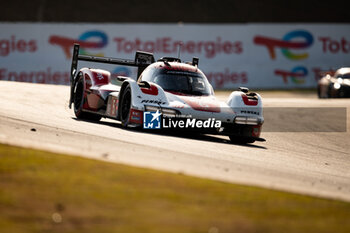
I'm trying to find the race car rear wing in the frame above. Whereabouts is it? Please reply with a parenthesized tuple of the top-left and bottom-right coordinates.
(69, 43, 155, 108)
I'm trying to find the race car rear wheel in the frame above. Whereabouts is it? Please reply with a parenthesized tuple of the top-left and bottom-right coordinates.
(74, 74, 101, 121)
(119, 85, 131, 127)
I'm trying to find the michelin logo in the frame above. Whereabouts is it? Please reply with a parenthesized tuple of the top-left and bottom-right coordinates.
(143, 111, 162, 129)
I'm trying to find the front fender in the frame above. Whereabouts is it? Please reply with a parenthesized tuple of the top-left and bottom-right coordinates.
(119, 80, 170, 112)
(227, 91, 264, 121)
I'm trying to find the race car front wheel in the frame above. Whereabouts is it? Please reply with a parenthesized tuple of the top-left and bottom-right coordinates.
(228, 124, 258, 144)
(119, 85, 131, 127)
(73, 74, 101, 121)
(317, 86, 322, 98)
(229, 135, 255, 144)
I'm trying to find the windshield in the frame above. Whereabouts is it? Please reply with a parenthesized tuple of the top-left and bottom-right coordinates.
(153, 72, 211, 96)
(140, 65, 213, 96)
(337, 74, 350, 79)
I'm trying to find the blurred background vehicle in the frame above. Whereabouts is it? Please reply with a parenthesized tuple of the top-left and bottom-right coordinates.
(318, 67, 350, 98)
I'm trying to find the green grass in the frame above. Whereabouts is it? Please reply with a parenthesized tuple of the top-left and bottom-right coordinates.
(0, 143, 349, 233)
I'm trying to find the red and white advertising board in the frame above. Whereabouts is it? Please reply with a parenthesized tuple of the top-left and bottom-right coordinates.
(0, 23, 349, 89)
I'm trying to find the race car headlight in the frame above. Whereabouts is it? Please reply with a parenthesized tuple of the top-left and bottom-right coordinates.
(235, 116, 248, 124)
(246, 117, 259, 125)
(161, 108, 177, 117)
(145, 105, 176, 117)
(235, 116, 260, 125)
(145, 105, 161, 112)
(334, 82, 341, 89)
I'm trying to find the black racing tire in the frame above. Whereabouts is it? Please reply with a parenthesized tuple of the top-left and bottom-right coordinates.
(119, 85, 132, 127)
(229, 136, 256, 144)
(317, 86, 321, 98)
(73, 74, 101, 121)
(327, 84, 332, 98)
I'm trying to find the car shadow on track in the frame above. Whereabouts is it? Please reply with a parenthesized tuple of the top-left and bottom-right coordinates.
(72, 117, 267, 150)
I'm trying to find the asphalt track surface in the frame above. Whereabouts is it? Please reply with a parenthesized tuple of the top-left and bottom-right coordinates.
(0, 81, 349, 202)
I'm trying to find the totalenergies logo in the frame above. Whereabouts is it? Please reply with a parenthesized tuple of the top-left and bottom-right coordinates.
(254, 30, 314, 60)
(49, 30, 108, 59)
(275, 66, 308, 84)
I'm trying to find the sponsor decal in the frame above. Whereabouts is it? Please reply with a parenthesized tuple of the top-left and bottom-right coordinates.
(275, 66, 308, 84)
(318, 37, 350, 54)
(113, 37, 242, 58)
(0, 36, 37, 56)
(0, 67, 70, 84)
(143, 111, 221, 129)
(141, 99, 166, 105)
(163, 66, 197, 73)
(206, 69, 248, 89)
(254, 30, 314, 60)
(96, 73, 104, 80)
(90, 70, 109, 85)
(109, 97, 118, 116)
(240, 110, 260, 115)
(129, 109, 143, 124)
(49, 30, 108, 58)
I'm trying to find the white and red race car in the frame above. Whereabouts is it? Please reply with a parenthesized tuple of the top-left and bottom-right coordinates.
(69, 44, 264, 143)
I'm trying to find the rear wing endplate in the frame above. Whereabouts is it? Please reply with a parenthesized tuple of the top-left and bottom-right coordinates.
(69, 43, 155, 108)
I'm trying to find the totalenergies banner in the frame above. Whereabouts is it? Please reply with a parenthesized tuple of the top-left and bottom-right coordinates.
(0, 23, 349, 89)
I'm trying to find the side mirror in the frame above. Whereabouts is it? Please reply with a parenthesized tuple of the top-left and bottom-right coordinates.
(192, 57, 199, 67)
(238, 87, 249, 93)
